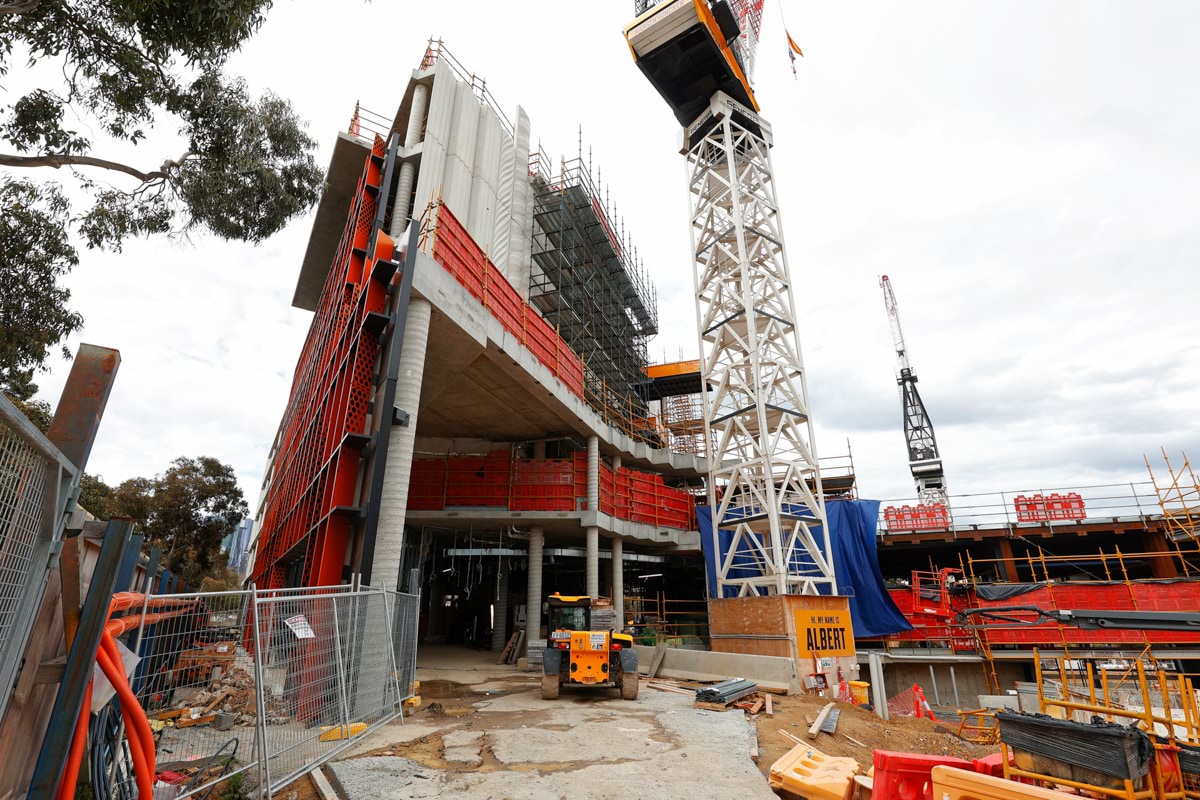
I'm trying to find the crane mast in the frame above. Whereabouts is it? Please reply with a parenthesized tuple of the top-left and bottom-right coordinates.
(880, 275, 949, 507)
(625, 1, 834, 596)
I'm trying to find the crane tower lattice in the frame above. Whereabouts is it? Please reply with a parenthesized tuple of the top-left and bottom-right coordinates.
(625, 1, 833, 596)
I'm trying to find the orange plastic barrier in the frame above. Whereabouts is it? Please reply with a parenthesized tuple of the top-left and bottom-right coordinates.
(769, 743, 860, 799)
(930, 765, 1080, 799)
(872, 750, 974, 800)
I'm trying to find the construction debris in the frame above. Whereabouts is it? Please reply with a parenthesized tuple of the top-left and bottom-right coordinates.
(695, 678, 757, 705)
(808, 702, 836, 739)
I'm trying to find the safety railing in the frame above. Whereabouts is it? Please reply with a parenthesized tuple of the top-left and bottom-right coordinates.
(878, 481, 1162, 535)
(100, 585, 419, 800)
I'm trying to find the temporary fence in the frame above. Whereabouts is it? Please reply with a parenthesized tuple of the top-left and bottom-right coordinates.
(0, 394, 79, 725)
(409, 449, 698, 531)
(97, 585, 418, 800)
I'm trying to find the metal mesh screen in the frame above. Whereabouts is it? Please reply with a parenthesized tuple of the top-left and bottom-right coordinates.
(0, 423, 48, 657)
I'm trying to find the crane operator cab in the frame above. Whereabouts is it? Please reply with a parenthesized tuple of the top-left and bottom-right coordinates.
(541, 594, 639, 700)
(623, 0, 760, 127)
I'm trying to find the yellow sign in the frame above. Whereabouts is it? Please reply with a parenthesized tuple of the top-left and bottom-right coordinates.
(794, 609, 854, 657)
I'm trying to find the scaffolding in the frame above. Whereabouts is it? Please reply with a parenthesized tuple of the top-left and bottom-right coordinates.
(529, 152, 658, 419)
(1147, 450, 1200, 563)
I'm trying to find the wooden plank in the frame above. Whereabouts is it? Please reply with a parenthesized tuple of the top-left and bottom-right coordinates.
(841, 733, 868, 748)
(151, 709, 190, 721)
(506, 630, 526, 665)
(693, 701, 730, 712)
(808, 702, 835, 738)
(176, 713, 217, 728)
(648, 643, 668, 678)
(779, 730, 804, 745)
(496, 631, 519, 664)
(765, 693, 774, 717)
(646, 682, 694, 696)
(748, 696, 765, 715)
(200, 688, 232, 715)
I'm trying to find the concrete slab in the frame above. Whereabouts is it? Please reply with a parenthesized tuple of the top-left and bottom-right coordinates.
(336, 722, 443, 760)
(441, 730, 483, 766)
(330, 681, 776, 800)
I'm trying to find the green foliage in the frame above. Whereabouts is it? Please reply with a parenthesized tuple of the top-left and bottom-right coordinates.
(0, 0, 322, 255)
(84, 457, 247, 585)
(215, 772, 248, 800)
(78, 472, 115, 518)
(6, 394, 52, 431)
(0, 0, 323, 392)
(0, 178, 82, 397)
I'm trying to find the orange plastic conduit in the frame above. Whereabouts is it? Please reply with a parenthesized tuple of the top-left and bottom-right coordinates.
(55, 593, 198, 800)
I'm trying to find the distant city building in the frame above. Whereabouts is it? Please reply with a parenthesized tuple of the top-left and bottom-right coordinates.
(222, 517, 255, 578)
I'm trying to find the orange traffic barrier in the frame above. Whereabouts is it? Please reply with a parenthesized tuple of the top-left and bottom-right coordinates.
(931, 765, 1081, 799)
(872, 750, 974, 800)
(769, 743, 860, 799)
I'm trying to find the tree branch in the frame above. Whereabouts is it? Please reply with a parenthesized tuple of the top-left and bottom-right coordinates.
(0, 152, 173, 182)
(0, 0, 41, 15)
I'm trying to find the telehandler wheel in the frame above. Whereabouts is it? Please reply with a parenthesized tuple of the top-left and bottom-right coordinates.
(541, 672, 560, 700)
(620, 671, 639, 700)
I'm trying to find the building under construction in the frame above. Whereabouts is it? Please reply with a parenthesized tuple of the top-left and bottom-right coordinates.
(247, 36, 1200, 705)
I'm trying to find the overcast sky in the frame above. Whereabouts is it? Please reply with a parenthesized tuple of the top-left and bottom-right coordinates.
(23, 1, 1200, 521)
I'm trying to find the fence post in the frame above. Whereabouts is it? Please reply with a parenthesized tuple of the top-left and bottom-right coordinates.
(380, 590, 405, 712)
(330, 594, 354, 740)
(250, 585, 272, 799)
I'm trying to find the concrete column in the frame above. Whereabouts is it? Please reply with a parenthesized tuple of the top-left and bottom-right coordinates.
(387, 82, 429, 240)
(491, 564, 509, 652)
(587, 435, 599, 511)
(611, 537, 624, 626)
(406, 83, 429, 147)
(996, 538, 1021, 583)
(525, 527, 544, 645)
(612, 454, 622, 472)
(586, 526, 599, 599)
(533, 440, 546, 460)
(373, 296, 432, 591)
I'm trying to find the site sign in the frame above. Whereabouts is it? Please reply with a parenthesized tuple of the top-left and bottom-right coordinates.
(794, 609, 854, 657)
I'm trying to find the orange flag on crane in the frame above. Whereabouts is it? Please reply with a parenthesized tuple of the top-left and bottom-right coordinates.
(787, 31, 803, 78)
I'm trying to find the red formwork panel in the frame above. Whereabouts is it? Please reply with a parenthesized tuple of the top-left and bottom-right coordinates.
(884, 504, 949, 532)
(431, 204, 587, 402)
(251, 135, 393, 589)
(971, 580, 1200, 646)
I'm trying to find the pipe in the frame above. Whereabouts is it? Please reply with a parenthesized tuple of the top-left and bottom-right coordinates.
(587, 435, 599, 511)
(611, 538, 624, 626)
(387, 82, 429, 241)
(586, 526, 599, 599)
(525, 527, 544, 654)
(374, 296, 433, 591)
(491, 565, 509, 653)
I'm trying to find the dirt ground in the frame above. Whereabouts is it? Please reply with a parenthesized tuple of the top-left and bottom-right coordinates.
(752, 691, 999, 777)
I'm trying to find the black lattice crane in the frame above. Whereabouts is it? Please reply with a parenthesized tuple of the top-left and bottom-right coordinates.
(880, 275, 949, 507)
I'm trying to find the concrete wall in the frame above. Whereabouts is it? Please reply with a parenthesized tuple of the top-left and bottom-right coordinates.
(412, 62, 531, 289)
(634, 645, 798, 692)
(880, 660, 1026, 709)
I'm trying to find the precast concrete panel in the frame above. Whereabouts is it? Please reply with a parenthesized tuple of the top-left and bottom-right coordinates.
(413, 62, 455, 236)
(491, 128, 517, 272)
(503, 107, 533, 293)
(441, 81, 481, 223)
(467, 102, 502, 257)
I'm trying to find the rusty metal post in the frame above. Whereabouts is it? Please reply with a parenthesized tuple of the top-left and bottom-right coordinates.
(45, 344, 120, 472)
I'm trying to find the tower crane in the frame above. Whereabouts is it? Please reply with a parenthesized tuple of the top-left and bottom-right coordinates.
(880, 275, 949, 507)
(623, 1, 833, 596)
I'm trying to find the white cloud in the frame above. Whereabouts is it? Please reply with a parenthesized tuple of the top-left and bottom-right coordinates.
(18, 1, 1200, 514)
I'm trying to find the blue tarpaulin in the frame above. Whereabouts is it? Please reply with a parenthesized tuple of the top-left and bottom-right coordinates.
(698, 499, 912, 638)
